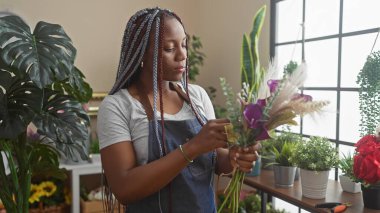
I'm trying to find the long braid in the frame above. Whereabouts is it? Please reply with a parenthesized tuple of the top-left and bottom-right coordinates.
(148, 13, 167, 213)
(116, 9, 148, 79)
(152, 16, 165, 158)
(118, 11, 160, 93)
(158, 14, 168, 155)
(171, 13, 207, 126)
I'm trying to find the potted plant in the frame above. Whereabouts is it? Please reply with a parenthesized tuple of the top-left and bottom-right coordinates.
(354, 49, 380, 209)
(291, 136, 339, 199)
(0, 15, 92, 212)
(261, 136, 276, 170)
(353, 124, 380, 210)
(338, 153, 361, 193)
(269, 142, 298, 188)
(356, 51, 380, 137)
(89, 137, 100, 163)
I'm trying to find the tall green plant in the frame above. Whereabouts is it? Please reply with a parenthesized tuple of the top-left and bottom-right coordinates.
(357, 50, 380, 136)
(240, 5, 266, 103)
(188, 35, 206, 82)
(0, 15, 92, 212)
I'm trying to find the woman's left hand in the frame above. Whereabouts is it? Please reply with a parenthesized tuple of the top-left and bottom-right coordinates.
(229, 144, 260, 173)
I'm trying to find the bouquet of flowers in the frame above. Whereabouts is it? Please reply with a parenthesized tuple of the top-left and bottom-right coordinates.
(353, 124, 380, 186)
(216, 6, 329, 213)
(218, 61, 329, 213)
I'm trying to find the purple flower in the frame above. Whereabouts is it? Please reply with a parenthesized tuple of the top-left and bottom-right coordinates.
(243, 101, 270, 141)
(27, 127, 40, 141)
(292, 93, 313, 102)
(268, 79, 280, 93)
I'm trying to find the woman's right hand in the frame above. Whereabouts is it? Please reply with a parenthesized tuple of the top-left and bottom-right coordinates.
(187, 118, 230, 155)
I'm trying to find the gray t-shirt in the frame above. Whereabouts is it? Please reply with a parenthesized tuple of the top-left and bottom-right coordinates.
(97, 84, 215, 165)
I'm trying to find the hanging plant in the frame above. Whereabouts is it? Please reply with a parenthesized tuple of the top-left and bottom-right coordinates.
(357, 50, 380, 136)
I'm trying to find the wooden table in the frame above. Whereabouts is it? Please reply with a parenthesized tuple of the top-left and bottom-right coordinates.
(244, 170, 379, 213)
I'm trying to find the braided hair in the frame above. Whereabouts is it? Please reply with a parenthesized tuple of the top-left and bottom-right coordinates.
(104, 7, 207, 212)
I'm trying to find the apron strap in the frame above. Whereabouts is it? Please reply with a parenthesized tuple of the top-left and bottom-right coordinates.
(136, 82, 190, 121)
(169, 82, 190, 103)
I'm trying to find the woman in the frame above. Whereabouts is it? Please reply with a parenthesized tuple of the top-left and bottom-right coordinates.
(97, 7, 258, 213)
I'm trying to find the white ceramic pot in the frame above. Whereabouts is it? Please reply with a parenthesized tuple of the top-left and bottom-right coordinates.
(339, 175, 361, 193)
(89, 153, 101, 163)
(300, 169, 329, 199)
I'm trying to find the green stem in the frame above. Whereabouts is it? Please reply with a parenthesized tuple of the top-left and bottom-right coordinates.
(217, 170, 246, 213)
(15, 133, 31, 213)
(0, 140, 17, 212)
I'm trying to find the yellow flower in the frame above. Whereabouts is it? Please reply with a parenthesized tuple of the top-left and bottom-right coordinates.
(29, 184, 43, 204)
(64, 187, 71, 205)
(224, 124, 239, 144)
(40, 181, 57, 197)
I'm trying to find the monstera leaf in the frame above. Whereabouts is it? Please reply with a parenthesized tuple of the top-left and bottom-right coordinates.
(29, 142, 67, 180)
(52, 67, 93, 103)
(0, 60, 42, 139)
(33, 89, 90, 161)
(0, 16, 76, 88)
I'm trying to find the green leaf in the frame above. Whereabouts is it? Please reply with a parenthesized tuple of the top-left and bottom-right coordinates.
(239, 5, 266, 100)
(33, 89, 90, 161)
(187, 35, 205, 81)
(52, 67, 93, 103)
(0, 60, 42, 139)
(241, 34, 253, 88)
(29, 142, 67, 180)
(251, 6, 266, 91)
(0, 16, 76, 88)
(249, 5, 266, 57)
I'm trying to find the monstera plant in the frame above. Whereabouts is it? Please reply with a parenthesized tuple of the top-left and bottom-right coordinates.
(0, 15, 92, 212)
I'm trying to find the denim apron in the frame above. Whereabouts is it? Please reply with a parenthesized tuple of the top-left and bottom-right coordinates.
(126, 83, 216, 213)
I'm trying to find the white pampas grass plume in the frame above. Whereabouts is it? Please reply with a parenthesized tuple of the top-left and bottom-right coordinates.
(269, 63, 308, 116)
(257, 59, 279, 100)
(287, 99, 330, 116)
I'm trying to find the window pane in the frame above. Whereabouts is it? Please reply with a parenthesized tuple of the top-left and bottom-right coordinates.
(305, 0, 340, 39)
(275, 43, 302, 76)
(304, 39, 338, 87)
(343, 0, 380, 33)
(277, 0, 303, 43)
(341, 33, 380, 87)
(339, 92, 360, 143)
(302, 91, 337, 139)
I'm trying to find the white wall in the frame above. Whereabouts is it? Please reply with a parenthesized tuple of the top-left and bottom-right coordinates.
(0, 0, 270, 105)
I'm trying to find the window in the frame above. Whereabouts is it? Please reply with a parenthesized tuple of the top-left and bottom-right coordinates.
(271, 0, 380, 211)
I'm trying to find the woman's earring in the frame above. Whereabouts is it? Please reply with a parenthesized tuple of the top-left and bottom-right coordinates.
(141, 62, 144, 68)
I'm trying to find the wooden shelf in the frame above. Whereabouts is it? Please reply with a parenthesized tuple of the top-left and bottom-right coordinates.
(244, 170, 379, 213)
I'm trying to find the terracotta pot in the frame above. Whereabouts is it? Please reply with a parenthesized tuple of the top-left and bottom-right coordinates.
(29, 204, 67, 213)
